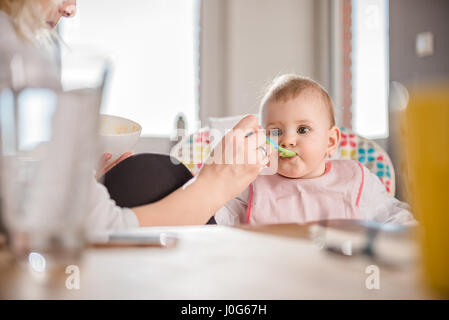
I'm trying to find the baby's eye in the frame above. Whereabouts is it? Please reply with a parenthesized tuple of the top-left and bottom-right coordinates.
(297, 126, 310, 134)
(269, 128, 282, 136)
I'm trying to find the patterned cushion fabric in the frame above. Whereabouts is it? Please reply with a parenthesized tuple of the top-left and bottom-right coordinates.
(336, 127, 395, 196)
(173, 126, 396, 196)
(172, 127, 212, 175)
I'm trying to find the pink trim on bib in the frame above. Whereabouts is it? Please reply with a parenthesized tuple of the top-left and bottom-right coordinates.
(355, 161, 365, 208)
(324, 161, 332, 175)
(246, 184, 254, 224)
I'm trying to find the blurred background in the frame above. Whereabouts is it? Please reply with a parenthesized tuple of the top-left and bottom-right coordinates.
(58, 0, 449, 201)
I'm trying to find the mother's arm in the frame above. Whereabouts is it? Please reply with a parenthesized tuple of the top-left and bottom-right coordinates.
(132, 115, 267, 226)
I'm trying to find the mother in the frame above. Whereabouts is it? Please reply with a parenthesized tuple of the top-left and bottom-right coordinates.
(0, 0, 268, 230)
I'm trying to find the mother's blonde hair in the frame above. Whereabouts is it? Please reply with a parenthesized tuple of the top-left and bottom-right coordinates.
(0, 0, 59, 45)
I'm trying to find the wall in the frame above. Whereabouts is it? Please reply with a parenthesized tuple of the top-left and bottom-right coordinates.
(199, 0, 227, 123)
(200, 0, 328, 122)
(225, 0, 317, 116)
(389, 0, 449, 85)
(388, 0, 449, 201)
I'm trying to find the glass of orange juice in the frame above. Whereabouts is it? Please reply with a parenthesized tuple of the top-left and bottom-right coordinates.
(403, 82, 449, 297)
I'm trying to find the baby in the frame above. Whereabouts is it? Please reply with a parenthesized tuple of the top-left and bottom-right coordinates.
(215, 74, 415, 226)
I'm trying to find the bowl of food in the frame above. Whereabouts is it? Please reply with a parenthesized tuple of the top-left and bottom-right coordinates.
(98, 114, 142, 162)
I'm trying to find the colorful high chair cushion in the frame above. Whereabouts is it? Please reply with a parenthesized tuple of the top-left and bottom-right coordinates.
(335, 127, 395, 196)
(171, 127, 212, 174)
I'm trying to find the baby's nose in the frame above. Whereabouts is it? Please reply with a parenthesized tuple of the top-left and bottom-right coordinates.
(280, 136, 296, 148)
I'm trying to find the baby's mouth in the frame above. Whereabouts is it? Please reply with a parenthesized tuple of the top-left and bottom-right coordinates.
(280, 154, 299, 161)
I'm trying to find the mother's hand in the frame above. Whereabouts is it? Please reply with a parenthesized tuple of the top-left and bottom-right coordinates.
(96, 152, 133, 180)
(197, 115, 269, 202)
(132, 115, 269, 226)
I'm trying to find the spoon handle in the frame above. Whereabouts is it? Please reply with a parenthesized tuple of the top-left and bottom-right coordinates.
(245, 132, 291, 153)
(265, 136, 281, 150)
(246, 132, 280, 150)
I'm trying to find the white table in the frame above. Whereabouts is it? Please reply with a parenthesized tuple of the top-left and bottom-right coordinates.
(0, 222, 438, 299)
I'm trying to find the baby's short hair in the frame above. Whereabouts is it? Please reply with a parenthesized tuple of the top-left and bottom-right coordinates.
(260, 74, 335, 128)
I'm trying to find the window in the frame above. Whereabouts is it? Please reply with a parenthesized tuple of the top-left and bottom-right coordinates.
(352, 0, 389, 139)
(60, 0, 199, 137)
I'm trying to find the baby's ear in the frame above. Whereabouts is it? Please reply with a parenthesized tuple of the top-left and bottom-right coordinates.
(327, 126, 341, 157)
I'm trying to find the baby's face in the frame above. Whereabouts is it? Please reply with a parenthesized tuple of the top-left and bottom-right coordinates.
(264, 92, 335, 179)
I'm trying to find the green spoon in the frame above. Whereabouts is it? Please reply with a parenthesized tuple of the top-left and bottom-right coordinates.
(245, 132, 297, 158)
(265, 136, 297, 158)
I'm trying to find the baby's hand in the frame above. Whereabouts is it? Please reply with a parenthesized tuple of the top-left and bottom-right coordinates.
(96, 152, 133, 180)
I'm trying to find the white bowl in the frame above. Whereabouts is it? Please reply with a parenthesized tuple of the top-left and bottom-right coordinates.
(98, 114, 142, 162)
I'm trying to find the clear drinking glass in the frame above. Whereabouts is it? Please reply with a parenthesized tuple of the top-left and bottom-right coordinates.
(0, 51, 110, 270)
